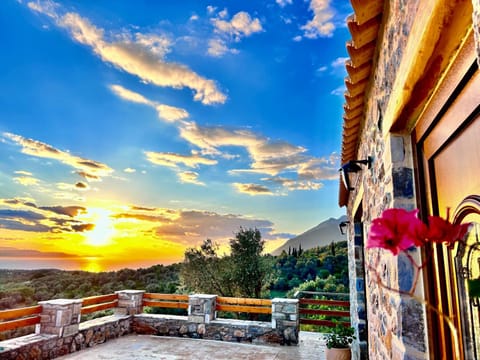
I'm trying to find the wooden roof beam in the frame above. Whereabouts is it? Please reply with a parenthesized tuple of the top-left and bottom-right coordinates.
(350, 0, 383, 26)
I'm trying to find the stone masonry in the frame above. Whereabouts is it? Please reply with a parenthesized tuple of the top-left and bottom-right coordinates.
(0, 292, 300, 359)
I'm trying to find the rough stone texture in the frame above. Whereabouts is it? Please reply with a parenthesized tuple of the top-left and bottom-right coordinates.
(0, 315, 132, 360)
(115, 290, 144, 315)
(133, 314, 293, 346)
(188, 294, 216, 324)
(344, 2, 431, 359)
(0, 303, 299, 359)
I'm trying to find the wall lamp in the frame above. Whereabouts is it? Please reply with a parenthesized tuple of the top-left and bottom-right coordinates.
(339, 156, 373, 191)
(339, 221, 349, 235)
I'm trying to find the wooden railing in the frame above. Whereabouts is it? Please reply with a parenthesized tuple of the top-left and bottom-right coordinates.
(81, 293, 118, 315)
(216, 296, 272, 315)
(0, 305, 42, 332)
(142, 293, 189, 309)
(297, 291, 350, 328)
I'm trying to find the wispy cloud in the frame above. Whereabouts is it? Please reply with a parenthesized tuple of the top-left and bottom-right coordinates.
(301, 0, 335, 39)
(330, 85, 345, 96)
(3, 132, 113, 181)
(208, 10, 263, 57)
(110, 84, 189, 122)
(263, 176, 323, 191)
(0, 246, 81, 258)
(207, 38, 239, 57)
(108, 86, 338, 193)
(27, 0, 226, 105)
(233, 183, 274, 196)
(145, 151, 217, 168)
(178, 171, 204, 186)
(212, 11, 263, 39)
(0, 198, 94, 233)
(14, 175, 40, 186)
(331, 56, 348, 68)
(276, 0, 293, 8)
(111, 204, 291, 245)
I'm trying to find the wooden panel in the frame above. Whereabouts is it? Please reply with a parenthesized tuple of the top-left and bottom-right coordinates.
(415, 34, 476, 140)
(82, 294, 117, 307)
(299, 299, 350, 307)
(142, 300, 189, 309)
(0, 305, 42, 321)
(81, 300, 118, 315)
(345, 78, 368, 97)
(215, 304, 271, 314)
(350, 0, 383, 25)
(346, 62, 372, 84)
(299, 308, 350, 317)
(348, 16, 381, 49)
(216, 297, 271, 306)
(423, 70, 480, 159)
(433, 114, 480, 218)
(0, 316, 41, 332)
(143, 293, 189, 301)
(347, 40, 376, 68)
(300, 318, 351, 327)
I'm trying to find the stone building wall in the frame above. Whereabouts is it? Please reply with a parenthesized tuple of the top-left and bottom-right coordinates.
(345, 2, 429, 360)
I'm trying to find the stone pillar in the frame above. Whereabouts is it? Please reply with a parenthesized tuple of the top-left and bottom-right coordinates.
(271, 298, 299, 345)
(115, 290, 145, 315)
(188, 294, 216, 323)
(38, 299, 82, 338)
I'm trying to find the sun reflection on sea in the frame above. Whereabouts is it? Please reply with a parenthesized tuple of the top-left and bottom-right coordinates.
(81, 257, 104, 273)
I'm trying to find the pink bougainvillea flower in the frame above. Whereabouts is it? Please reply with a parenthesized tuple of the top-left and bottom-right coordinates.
(367, 208, 426, 255)
(426, 215, 471, 245)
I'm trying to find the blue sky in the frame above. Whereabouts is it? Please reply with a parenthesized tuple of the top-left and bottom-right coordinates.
(0, 0, 350, 270)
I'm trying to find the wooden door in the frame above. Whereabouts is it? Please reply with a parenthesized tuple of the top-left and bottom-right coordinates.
(414, 46, 480, 359)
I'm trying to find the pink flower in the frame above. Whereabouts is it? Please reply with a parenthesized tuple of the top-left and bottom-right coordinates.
(426, 215, 471, 245)
(367, 208, 426, 255)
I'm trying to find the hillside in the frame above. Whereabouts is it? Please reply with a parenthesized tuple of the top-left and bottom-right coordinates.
(271, 215, 347, 256)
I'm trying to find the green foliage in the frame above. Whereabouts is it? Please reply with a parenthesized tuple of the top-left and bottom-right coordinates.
(325, 324, 355, 349)
(180, 239, 235, 296)
(181, 228, 271, 298)
(0, 264, 180, 310)
(273, 241, 349, 294)
(230, 228, 267, 298)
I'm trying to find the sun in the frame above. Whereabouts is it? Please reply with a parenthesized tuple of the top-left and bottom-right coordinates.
(83, 207, 116, 246)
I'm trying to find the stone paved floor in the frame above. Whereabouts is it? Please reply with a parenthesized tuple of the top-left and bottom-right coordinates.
(60, 332, 327, 360)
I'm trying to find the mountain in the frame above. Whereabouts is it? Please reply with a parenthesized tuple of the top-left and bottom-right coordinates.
(270, 215, 348, 256)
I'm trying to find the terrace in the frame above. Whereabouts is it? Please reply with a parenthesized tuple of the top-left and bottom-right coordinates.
(0, 291, 349, 359)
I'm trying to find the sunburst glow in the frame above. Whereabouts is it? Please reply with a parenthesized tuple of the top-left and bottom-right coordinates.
(82, 208, 116, 246)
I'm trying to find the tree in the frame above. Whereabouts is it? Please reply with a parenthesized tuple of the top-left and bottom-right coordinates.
(180, 239, 235, 296)
(229, 227, 267, 298)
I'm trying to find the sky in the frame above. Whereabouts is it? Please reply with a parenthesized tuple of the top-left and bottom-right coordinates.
(0, 0, 350, 272)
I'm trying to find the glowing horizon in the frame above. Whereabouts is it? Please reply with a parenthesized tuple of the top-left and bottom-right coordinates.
(0, 0, 348, 271)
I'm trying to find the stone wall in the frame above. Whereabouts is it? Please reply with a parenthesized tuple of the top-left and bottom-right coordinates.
(133, 315, 289, 345)
(0, 292, 299, 359)
(0, 315, 132, 360)
(345, 2, 429, 360)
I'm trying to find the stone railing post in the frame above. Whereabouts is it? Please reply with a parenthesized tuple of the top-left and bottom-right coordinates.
(271, 298, 299, 345)
(37, 299, 82, 338)
(115, 290, 145, 315)
(188, 294, 217, 323)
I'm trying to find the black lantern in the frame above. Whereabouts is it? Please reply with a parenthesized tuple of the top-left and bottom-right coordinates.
(339, 221, 349, 235)
(339, 156, 373, 191)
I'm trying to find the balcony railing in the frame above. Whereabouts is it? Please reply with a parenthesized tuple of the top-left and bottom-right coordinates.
(0, 290, 306, 359)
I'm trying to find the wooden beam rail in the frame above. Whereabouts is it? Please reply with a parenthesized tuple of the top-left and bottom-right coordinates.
(299, 297, 351, 328)
(0, 305, 42, 333)
(216, 297, 272, 315)
(142, 293, 189, 309)
(81, 294, 118, 315)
